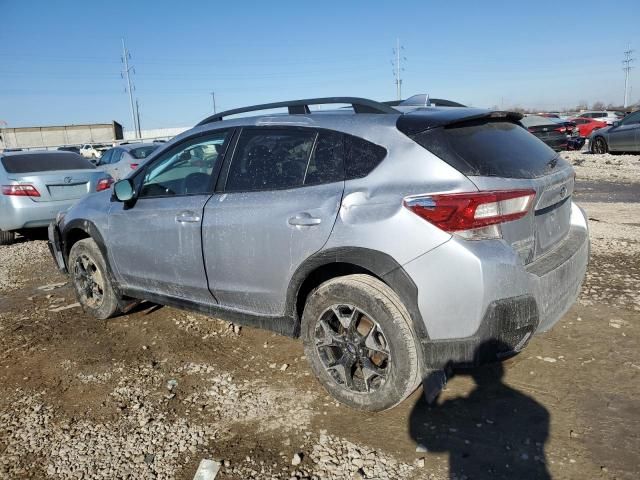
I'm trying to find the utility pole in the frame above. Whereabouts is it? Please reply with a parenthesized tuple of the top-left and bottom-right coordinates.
(121, 38, 138, 138)
(210, 91, 217, 113)
(135, 99, 142, 138)
(392, 38, 406, 101)
(623, 44, 635, 108)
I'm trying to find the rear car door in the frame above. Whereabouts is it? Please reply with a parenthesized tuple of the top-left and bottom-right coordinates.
(607, 111, 640, 151)
(107, 129, 231, 303)
(202, 127, 345, 315)
(109, 148, 125, 179)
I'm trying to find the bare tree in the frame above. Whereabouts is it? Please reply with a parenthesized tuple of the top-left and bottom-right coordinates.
(592, 101, 606, 111)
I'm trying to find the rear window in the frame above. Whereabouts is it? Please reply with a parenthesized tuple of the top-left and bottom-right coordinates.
(130, 146, 158, 159)
(1, 152, 95, 174)
(411, 120, 562, 179)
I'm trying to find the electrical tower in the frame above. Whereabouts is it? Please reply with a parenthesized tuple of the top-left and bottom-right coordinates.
(121, 38, 139, 138)
(392, 38, 406, 101)
(623, 45, 635, 108)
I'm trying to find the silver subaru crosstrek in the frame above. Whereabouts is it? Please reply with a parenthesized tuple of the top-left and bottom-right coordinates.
(48, 97, 589, 411)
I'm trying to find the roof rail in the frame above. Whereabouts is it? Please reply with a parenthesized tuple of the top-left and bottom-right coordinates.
(196, 97, 398, 126)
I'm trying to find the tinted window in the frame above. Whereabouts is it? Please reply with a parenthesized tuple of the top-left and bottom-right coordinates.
(98, 149, 113, 165)
(411, 120, 562, 179)
(621, 111, 640, 125)
(111, 149, 124, 164)
(226, 129, 315, 192)
(130, 145, 158, 159)
(344, 135, 387, 179)
(304, 131, 344, 185)
(139, 131, 228, 198)
(1, 152, 95, 174)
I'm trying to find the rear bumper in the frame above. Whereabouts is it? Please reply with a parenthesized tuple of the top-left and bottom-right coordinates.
(403, 201, 589, 369)
(0, 197, 76, 231)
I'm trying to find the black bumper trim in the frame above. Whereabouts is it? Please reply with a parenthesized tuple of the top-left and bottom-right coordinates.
(421, 295, 539, 369)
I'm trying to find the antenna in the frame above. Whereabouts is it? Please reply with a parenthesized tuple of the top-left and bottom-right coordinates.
(121, 38, 139, 138)
(623, 44, 635, 108)
(392, 38, 407, 101)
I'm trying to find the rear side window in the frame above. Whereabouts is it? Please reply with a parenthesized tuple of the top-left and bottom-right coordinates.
(344, 135, 387, 179)
(225, 129, 315, 191)
(411, 120, 561, 179)
(304, 131, 344, 185)
(1, 152, 95, 174)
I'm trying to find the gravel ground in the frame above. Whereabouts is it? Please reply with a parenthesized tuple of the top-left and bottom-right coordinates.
(0, 159, 639, 479)
(563, 149, 640, 183)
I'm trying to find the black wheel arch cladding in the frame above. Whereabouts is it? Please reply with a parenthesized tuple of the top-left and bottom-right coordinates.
(287, 247, 429, 340)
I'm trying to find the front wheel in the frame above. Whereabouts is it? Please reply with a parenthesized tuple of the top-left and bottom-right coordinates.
(302, 274, 422, 412)
(592, 136, 608, 154)
(68, 238, 121, 319)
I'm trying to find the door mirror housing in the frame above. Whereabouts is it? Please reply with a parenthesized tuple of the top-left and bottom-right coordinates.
(612, 121, 620, 127)
(113, 179, 135, 202)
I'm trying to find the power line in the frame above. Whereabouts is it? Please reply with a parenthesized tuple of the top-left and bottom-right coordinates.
(121, 38, 139, 137)
(391, 38, 406, 101)
(623, 44, 635, 108)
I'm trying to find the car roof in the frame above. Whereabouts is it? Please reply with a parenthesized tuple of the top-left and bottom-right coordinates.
(116, 143, 157, 151)
(1, 149, 78, 157)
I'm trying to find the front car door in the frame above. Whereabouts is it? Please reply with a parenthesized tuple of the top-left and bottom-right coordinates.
(202, 127, 345, 315)
(608, 111, 640, 152)
(108, 129, 232, 303)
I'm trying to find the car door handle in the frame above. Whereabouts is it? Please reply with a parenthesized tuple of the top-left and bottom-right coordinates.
(288, 213, 322, 227)
(175, 211, 201, 223)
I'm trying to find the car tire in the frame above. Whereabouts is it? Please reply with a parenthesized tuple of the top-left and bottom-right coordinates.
(0, 230, 15, 246)
(68, 238, 121, 320)
(301, 274, 422, 412)
(592, 136, 608, 154)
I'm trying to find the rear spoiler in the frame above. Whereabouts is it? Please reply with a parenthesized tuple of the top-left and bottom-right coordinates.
(397, 109, 524, 136)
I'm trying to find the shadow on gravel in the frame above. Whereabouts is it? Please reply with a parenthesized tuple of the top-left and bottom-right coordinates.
(409, 340, 551, 480)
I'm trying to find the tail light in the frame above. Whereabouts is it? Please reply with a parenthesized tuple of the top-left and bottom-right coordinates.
(554, 126, 567, 133)
(1, 184, 41, 197)
(404, 189, 536, 240)
(130, 163, 139, 169)
(96, 177, 114, 192)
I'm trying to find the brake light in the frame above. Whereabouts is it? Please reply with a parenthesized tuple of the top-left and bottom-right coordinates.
(1, 184, 41, 197)
(404, 189, 535, 240)
(130, 163, 139, 169)
(554, 126, 567, 133)
(96, 177, 114, 192)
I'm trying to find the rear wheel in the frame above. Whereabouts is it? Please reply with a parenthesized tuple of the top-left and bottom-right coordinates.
(69, 238, 120, 319)
(592, 136, 608, 154)
(302, 274, 421, 411)
(0, 230, 15, 246)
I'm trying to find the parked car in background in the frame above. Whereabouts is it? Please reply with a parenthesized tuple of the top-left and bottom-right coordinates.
(0, 151, 113, 245)
(590, 109, 640, 154)
(576, 111, 624, 125)
(520, 115, 568, 151)
(97, 143, 159, 180)
(570, 117, 608, 138)
(80, 144, 108, 160)
(48, 96, 589, 411)
(57, 146, 81, 154)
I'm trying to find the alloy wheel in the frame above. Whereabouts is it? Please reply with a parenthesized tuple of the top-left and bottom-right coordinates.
(314, 304, 391, 393)
(73, 253, 105, 309)
(593, 137, 607, 154)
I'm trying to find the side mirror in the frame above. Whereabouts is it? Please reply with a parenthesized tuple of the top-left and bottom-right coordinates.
(113, 179, 135, 202)
(612, 121, 620, 127)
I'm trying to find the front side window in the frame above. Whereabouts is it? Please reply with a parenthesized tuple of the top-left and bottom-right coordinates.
(98, 149, 113, 165)
(225, 129, 315, 192)
(138, 130, 229, 198)
(110, 149, 123, 164)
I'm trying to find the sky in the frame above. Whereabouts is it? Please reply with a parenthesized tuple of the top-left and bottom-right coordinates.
(1, 0, 639, 132)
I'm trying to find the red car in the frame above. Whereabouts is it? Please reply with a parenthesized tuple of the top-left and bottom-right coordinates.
(570, 117, 608, 138)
